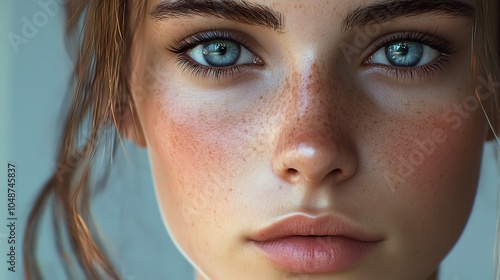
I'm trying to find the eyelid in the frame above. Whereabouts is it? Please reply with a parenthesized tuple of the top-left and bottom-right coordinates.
(168, 29, 263, 61)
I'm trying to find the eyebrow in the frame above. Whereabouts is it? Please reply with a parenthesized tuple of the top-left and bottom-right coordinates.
(150, 0, 284, 32)
(342, 0, 475, 31)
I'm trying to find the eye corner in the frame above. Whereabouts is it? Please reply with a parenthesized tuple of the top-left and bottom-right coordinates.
(252, 55, 265, 66)
(361, 54, 374, 66)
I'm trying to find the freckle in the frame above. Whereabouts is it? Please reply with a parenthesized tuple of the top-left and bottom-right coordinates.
(279, 185, 283, 190)
(283, 77, 291, 92)
(229, 188, 233, 192)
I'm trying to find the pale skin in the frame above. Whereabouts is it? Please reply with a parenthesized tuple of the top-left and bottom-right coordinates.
(119, 0, 493, 279)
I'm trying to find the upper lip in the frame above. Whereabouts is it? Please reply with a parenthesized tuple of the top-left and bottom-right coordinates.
(248, 214, 383, 242)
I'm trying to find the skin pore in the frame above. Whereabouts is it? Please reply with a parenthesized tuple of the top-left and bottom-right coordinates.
(121, 0, 491, 279)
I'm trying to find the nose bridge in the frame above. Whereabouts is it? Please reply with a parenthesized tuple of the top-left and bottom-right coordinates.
(284, 62, 337, 140)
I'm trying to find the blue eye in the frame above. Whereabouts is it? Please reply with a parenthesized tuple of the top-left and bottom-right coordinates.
(371, 41, 440, 67)
(188, 39, 258, 67)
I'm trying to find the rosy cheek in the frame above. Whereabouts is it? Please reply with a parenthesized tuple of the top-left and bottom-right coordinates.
(143, 89, 262, 225)
(377, 112, 483, 192)
(368, 105, 485, 240)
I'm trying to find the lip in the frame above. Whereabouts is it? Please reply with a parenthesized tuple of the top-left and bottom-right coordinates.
(248, 214, 383, 274)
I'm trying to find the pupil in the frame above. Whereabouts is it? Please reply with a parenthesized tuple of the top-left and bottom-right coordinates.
(201, 40, 241, 67)
(393, 43, 409, 56)
(203, 43, 227, 56)
(216, 44, 227, 55)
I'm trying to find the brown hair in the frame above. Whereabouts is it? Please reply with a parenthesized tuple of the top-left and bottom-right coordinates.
(473, 1, 500, 276)
(23, 0, 500, 279)
(23, 0, 148, 279)
(474, 1, 500, 278)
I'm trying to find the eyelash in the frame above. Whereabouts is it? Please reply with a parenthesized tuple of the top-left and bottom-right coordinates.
(168, 30, 458, 81)
(168, 30, 258, 80)
(363, 32, 458, 80)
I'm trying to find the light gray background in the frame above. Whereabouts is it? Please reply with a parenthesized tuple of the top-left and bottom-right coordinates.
(1, 1, 498, 279)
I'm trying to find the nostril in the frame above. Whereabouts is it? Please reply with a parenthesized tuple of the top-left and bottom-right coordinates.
(330, 168, 342, 176)
(274, 141, 358, 185)
(287, 168, 299, 177)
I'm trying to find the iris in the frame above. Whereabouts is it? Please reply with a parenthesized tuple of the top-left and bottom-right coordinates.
(385, 42, 424, 67)
(202, 40, 241, 67)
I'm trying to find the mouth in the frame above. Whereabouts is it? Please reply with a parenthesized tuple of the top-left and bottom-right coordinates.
(248, 214, 383, 274)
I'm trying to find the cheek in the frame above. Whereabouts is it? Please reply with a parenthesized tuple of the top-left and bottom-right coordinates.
(149, 102, 238, 213)
(141, 86, 268, 253)
(366, 103, 487, 269)
(377, 108, 485, 201)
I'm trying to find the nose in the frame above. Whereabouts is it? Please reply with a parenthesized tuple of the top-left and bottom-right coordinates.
(272, 63, 358, 187)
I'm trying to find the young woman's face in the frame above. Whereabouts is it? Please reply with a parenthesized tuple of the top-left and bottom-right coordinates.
(127, 0, 493, 279)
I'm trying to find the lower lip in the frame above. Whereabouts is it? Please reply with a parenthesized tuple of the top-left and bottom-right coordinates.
(253, 236, 379, 273)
